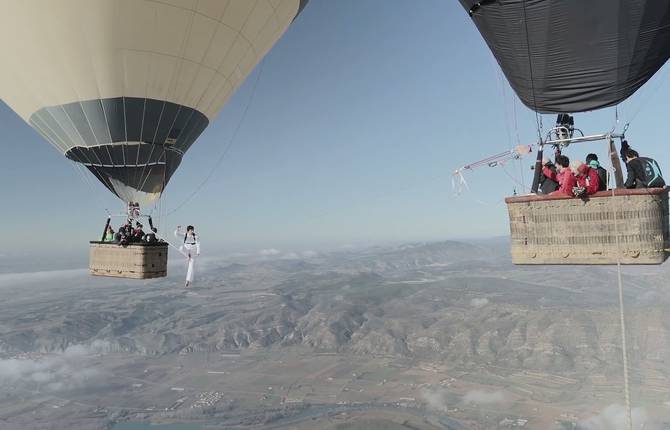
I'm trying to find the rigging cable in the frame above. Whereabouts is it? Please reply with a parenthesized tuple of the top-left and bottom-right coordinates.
(166, 59, 266, 216)
(494, 56, 527, 192)
(621, 64, 670, 135)
(500, 163, 530, 194)
(605, 146, 633, 430)
(521, 0, 542, 143)
(71, 162, 113, 215)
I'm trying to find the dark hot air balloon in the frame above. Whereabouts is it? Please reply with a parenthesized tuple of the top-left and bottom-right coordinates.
(460, 0, 670, 113)
(457, 0, 670, 265)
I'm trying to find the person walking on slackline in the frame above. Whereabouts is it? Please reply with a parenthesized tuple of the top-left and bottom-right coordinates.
(174, 225, 200, 287)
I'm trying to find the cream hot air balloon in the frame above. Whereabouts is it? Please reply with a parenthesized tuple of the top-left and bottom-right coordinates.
(0, 0, 308, 206)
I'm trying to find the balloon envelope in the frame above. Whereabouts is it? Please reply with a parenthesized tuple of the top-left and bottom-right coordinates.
(460, 0, 670, 114)
(0, 0, 308, 205)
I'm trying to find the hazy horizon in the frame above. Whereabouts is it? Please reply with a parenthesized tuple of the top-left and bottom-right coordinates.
(3, 0, 670, 255)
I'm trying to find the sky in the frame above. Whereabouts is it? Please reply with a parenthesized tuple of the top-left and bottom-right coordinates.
(2, 0, 670, 262)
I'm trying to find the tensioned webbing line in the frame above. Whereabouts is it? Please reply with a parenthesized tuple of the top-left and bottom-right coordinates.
(164, 0, 278, 217)
(165, 58, 267, 216)
(605, 141, 633, 430)
(155, 231, 189, 259)
(621, 63, 670, 135)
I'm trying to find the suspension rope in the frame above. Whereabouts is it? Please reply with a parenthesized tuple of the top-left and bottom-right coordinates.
(154, 230, 189, 259)
(489, 54, 513, 149)
(605, 143, 633, 430)
(165, 59, 266, 216)
(616, 257, 633, 430)
(500, 163, 530, 194)
(72, 163, 112, 215)
(621, 64, 670, 135)
(492, 55, 530, 191)
(613, 105, 619, 132)
(521, 0, 542, 143)
(512, 97, 521, 146)
(157, 140, 169, 232)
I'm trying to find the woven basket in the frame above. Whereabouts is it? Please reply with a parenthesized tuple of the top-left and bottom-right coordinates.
(505, 188, 669, 265)
(89, 242, 168, 278)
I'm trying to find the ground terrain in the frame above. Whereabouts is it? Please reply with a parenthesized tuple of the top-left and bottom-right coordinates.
(1, 240, 670, 429)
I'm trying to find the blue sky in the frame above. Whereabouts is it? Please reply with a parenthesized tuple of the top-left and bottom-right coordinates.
(2, 0, 670, 260)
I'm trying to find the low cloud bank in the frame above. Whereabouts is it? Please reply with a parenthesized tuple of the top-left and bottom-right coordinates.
(0, 340, 112, 392)
(260, 249, 319, 260)
(0, 268, 88, 288)
(470, 297, 489, 308)
(422, 388, 448, 412)
(463, 389, 506, 405)
(579, 404, 657, 430)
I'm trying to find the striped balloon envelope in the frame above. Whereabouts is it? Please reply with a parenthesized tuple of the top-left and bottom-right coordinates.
(0, 0, 308, 205)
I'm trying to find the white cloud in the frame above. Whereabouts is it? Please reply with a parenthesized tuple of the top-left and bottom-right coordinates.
(422, 388, 448, 412)
(470, 297, 489, 308)
(0, 340, 112, 392)
(31, 371, 54, 383)
(270, 250, 319, 260)
(0, 269, 88, 288)
(46, 381, 65, 391)
(463, 389, 506, 405)
(579, 404, 657, 430)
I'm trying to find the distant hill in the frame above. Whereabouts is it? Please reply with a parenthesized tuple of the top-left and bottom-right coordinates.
(325, 240, 499, 274)
(1, 239, 668, 379)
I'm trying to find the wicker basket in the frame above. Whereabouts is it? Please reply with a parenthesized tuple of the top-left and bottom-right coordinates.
(505, 188, 669, 265)
(89, 242, 168, 278)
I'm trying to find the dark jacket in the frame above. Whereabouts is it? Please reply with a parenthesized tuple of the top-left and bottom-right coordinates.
(595, 166, 607, 191)
(624, 157, 665, 189)
(538, 163, 559, 194)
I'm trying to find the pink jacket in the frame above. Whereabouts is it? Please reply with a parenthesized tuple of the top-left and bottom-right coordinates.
(543, 166, 577, 197)
(576, 165, 601, 195)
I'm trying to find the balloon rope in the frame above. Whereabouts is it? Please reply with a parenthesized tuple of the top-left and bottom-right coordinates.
(521, 0, 542, 143)
(605, 143, 633, 430)
(152, 231, 188, 259)
(165, 59, 266, 216)
(72, 162, 112, 215)
(622, 65, 670, 134)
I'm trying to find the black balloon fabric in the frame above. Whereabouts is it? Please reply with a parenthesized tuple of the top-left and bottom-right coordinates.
(460, 0, 670, 113)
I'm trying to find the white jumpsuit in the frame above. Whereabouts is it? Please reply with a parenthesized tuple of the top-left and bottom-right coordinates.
(174, 228, 200, 284)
